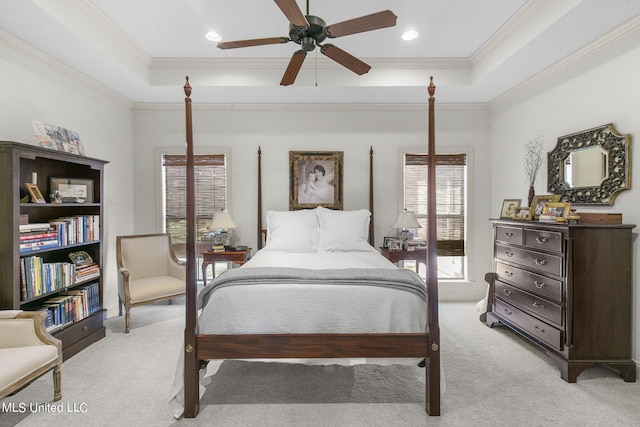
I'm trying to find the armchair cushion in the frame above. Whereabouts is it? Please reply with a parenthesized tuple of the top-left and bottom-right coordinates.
(128, 276, 185, 304)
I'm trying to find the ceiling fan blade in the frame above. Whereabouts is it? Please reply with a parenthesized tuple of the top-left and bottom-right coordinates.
(280, 50, 307, 86)
(217, 37, 290, 50)
(274, 0, 309, 27)
(324, 10, 397, 38)
(320, 44, 371, 75)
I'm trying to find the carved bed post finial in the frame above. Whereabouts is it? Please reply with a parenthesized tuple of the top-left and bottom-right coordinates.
(184, 76, 192, 99)
(428, 75, 435, 99)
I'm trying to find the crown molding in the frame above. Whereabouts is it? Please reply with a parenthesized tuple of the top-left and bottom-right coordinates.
(149, 57, 471, 71)
(490, 11, 640, 108)
(71, 0, 151, 66)
(132, 101, 488, 112)
(0, 29, 132, 108)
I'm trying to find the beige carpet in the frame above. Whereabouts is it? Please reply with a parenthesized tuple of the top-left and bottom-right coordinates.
(2, 300, 639, 426)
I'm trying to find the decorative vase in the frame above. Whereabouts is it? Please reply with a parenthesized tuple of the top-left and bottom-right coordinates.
(528, 186, 535, 206)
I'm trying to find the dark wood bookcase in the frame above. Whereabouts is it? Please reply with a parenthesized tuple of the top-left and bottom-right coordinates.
(0, 141, 107, 360)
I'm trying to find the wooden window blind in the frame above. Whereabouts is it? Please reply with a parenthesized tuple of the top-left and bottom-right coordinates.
(162, 154, 227, 243)
(404, 153, 466, 256)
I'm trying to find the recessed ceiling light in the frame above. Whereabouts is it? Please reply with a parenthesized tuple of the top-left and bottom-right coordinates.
(402, 30, 418, 41)
(205, 31, 222, 42)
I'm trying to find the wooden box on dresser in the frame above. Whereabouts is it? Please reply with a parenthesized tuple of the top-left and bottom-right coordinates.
(484, 218, 636, 383)
(0, 141, 107, 360)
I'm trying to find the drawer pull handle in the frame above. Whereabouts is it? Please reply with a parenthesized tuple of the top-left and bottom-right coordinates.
(534, 281, 545, 289)
(534, 258, 547, 266)
(532, 301, 545, 309)
(534, 325, 545, 333)
(82, 326, 88, 332)
(503, 289, 512, 297)
(536, 237, 548, 244)
(504, 232, 514, 238)
(503, 308, 513, 316)
(504, 270, 513, 277)
(505, 251, 514, 257)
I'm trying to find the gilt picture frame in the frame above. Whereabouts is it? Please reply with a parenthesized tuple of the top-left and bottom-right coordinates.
(530, 194, 562, 219)
(289, 151, 343, 210)
(25, 183, 46, 204)
(542, 202, 572, 220)
(500, 199, 521, 219)
(513, 207, 532, 220)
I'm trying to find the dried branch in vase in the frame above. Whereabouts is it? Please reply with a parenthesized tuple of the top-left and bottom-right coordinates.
(524, 132, 544, 187)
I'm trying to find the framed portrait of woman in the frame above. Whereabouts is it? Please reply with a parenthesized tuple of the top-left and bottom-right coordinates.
(289, 151, 343, 210)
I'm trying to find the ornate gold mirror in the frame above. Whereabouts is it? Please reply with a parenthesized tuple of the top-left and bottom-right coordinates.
(547, 123, 631, 205)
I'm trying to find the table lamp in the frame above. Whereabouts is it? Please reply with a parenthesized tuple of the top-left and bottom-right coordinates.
(392, 209, 421, 248)
(207, 210, 237, 247)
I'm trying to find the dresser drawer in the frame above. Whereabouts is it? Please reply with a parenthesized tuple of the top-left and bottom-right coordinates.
(495, 280, 563, 326)
(524, 228, 564, 254)
(495, 244, 563, 277)
(494, 299, 563, 351)
(495, 261, 563, 302)
(495, 225, 523, 245)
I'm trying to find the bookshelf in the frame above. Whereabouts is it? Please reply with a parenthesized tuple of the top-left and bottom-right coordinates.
(0, 141, 108, 360)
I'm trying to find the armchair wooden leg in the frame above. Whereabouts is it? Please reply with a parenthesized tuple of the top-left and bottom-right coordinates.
(168, 299, 173, 305)
(53, 364, 61, 401)
(125, 305, 130, 334)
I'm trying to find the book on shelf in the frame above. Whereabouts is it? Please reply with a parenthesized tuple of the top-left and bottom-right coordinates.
(19, 223, 52, 233)
(19, 239, 59, 252)
(19, 231, 58, 242)
(210, 245, 225, 252)
(20, 256, 76, 300)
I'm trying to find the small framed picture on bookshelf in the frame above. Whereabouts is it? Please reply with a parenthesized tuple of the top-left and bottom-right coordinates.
(25, 183, 46, 204)
(50, 177, 94, 203)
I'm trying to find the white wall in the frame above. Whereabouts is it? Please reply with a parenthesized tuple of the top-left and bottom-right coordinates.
(133, 102, 492, 300)
(490, 33, 640, 363)
(0, 37, 136, 317)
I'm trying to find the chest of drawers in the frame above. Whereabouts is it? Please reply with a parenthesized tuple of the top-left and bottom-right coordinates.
(484, 219, 636, 383)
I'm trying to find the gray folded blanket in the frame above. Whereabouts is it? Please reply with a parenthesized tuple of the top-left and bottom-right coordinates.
(199, 267, 427, 308)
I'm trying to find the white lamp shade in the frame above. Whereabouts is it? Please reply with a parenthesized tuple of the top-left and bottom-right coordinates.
(208, 212, 237, 230)
(392, 211, 421, 229)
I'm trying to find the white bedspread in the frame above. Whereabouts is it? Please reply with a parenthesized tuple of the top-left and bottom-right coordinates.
(197, 249, 427, 335)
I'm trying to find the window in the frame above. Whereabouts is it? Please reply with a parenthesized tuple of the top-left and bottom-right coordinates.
(161, 154, 228, 244)
(402, 153, 467, 279)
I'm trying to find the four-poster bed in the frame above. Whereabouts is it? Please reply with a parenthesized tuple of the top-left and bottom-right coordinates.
(181, 76, 440, 417)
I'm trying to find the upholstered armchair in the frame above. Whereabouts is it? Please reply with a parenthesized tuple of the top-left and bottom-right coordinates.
(116, 233, 186, 333)
(0, 310, 62, 401)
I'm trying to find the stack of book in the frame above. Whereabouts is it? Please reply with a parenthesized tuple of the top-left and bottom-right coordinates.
(41, 282, 100, 330)
(20, 256, 75, 300)
(75, 263, 100, 282)
(49, 214, 100, 246)
(19, 223, 58, 253)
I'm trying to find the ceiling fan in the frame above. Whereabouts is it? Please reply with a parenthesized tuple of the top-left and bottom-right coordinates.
(217, 0, 397, 86)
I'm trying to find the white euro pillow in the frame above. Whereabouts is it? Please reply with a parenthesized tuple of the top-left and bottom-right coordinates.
(263, 209, 319, 252)
(316, 206, 373, 252)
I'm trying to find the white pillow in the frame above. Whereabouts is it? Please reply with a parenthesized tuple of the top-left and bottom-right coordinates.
(316, 206, 373, 252)
(264, 209, 319, 252)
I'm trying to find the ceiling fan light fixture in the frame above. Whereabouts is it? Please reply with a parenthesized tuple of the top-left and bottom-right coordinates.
(205, 31, 222, 42)
(402, 30, 419, 41)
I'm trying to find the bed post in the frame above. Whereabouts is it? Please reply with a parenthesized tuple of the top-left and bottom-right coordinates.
(369, 146, 374, 246)
(183, 76, 199, 418)
(425, 76, 441, 415)
(257, 146, 263, 250)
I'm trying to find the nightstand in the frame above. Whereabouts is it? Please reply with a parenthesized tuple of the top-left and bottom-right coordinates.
(202, 248, 252, 281)
(380, 246, 427, 273)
